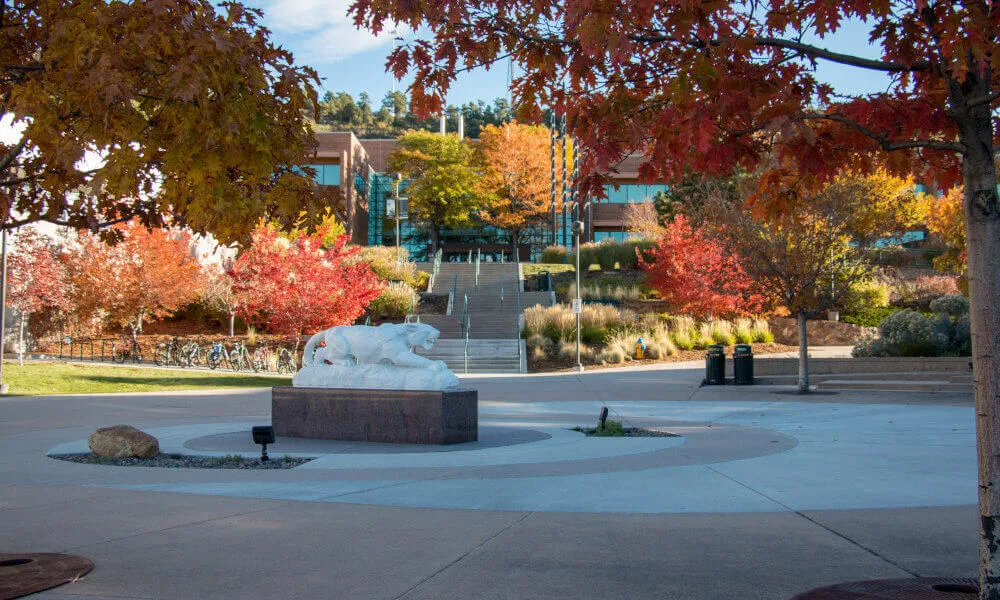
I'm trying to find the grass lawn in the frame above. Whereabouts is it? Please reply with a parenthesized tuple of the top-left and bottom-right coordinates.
(2, 361, 291, 396)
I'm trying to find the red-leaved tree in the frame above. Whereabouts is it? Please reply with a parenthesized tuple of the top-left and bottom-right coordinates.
(7, 228, 70, 361)
(638, 215, 762, 317)
(229, 227, 384, 339)
(352, 1, 1000, 585)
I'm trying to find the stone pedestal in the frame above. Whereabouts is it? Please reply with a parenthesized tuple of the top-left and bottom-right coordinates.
(271, 387, 478, 445)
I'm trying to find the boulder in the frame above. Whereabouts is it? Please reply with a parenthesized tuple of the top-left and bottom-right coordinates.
(88, 425, 159, 458)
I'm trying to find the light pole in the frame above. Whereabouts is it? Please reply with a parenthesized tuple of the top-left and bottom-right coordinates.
(572, 217, 585, 372)
(0, 228, 8, 394)
(392, 173, 403, 263)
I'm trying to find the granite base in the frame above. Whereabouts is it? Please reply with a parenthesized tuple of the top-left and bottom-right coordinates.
(271, 387, 478, 445)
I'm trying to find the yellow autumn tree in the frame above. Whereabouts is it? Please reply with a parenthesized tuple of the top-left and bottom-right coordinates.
(920, 187, 967, 277)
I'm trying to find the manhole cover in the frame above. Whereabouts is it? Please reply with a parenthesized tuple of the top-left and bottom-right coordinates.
(792, 577, 978, 599)
(0, 553, 94, 600)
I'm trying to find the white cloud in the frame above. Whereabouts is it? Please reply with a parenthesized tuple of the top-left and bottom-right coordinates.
(256, 0, 396, 63)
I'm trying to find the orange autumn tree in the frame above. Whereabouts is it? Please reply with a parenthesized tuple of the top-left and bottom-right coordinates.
(67, 223, 205, 340)
(476, 123, 563, 254)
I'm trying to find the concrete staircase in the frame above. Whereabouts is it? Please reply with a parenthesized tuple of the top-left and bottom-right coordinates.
(411, 262, 552, 373)
(415, 339, 523, 374)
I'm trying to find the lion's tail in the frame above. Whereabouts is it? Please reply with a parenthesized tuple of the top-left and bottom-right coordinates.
(301, 330, 325, 367)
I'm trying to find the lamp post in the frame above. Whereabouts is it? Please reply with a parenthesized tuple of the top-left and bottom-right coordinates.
(572, 217, 585, 372)
(392, 173, 403, 263)
(0, 228, 8, 394)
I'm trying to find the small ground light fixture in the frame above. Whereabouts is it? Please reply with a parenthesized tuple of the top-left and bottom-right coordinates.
(599, 407, 609, 429)
(252, 426, 275, 462)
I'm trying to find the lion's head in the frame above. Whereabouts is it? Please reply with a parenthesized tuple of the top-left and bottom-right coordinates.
(402, 323, 440, 350)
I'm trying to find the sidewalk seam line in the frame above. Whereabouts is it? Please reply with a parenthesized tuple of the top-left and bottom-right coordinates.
(703, 464, 919, 577)
(393, 511, 534, 600)
(56, 502, 295, 554)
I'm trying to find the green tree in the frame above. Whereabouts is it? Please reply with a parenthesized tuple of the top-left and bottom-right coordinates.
(388, 131, 483, 256)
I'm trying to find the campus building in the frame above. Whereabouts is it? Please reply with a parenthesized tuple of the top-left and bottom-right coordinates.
(307, 131, 667, 261)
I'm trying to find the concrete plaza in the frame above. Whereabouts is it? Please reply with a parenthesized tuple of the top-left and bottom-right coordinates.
(0, 361, 978, 599)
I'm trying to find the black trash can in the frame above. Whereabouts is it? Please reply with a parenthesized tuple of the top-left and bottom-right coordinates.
(705, 344, 725, 385)
(733, 344, 754, 385)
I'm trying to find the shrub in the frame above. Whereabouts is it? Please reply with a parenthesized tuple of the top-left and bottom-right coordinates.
(558, 340, 592, 359)
(414, 271, 430, 292)
(367, 282, 416, 320)
(840, 279, 890, 314)
(642, 323, 677, 359)
(853, 309, 950, 357)
(581, 325, 608, 344)
(568, 282, 646, 301)
(929, 294, 969, 317)
(733, 318, 755, 344)
(599, 329, 636, 364)
(539, 245, 568, 264)
(891, 275, 961, 309)
(667, 315, 697, 350)
(709, 320, 737, 346)
(696, 323, 717, 348)
(842, 306, 899, 328)
(751, 318, 774, 343)
(354, 246, 420, 286)
(578, 243, 601, 271)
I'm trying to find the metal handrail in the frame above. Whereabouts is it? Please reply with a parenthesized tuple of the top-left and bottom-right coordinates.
(461, 293, 468, 337)
(516, 280, 523, 371)
(500, 274, 504, 312)
(464, 312, 470, 374)
(446, 273, 457, 315)
(475, 251, 480, 289)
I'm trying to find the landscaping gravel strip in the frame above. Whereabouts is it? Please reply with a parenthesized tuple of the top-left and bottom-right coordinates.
(50, 453, 312, 469)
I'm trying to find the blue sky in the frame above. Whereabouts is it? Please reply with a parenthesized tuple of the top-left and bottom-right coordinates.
(245, 0, 896, 107)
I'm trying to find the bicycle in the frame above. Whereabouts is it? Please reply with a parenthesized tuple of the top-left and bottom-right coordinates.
(207, 340, 233, 370)
(230, 340, 252, 372)
(154, 337, 184, 367)
(112, 335, 143, 364)
(275, 347, 297, 375)
(251, 345, 272, 373)
(179, 338, 205, 367)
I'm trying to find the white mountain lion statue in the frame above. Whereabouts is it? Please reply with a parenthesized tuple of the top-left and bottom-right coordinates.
(293, 323, 460, 391)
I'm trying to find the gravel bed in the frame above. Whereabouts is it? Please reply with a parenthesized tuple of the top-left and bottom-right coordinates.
(571, 427, 679, 437)
(50, 453, 311, 469)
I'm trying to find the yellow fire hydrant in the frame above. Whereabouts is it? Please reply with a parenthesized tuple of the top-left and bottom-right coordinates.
(635, 337, 646, 359)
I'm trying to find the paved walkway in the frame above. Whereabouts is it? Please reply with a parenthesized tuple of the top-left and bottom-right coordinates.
(0, 365, 977, 599)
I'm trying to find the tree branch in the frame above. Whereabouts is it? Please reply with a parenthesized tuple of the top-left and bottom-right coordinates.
(968, 90, 1000, 108)
(0, 136, 27, 173)
(796, 113, 964, 152)
(754, 37, 931, 73)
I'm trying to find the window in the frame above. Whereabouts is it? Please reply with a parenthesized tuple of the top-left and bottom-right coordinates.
(305, 164, 341, 186)
(602, 183, 669, 203)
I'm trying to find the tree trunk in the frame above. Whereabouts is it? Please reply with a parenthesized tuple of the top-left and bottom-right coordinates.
(511, 229, 520, 263)
(429, 227, 440, 259)
(958, 105, 1000, 600)
(228, 312, 235, 337)
(796, 311, 809, 394)
(18, 312, 23, 367)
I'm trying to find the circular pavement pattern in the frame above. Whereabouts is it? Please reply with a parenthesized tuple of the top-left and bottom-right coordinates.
(41, 399, 976, 514)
